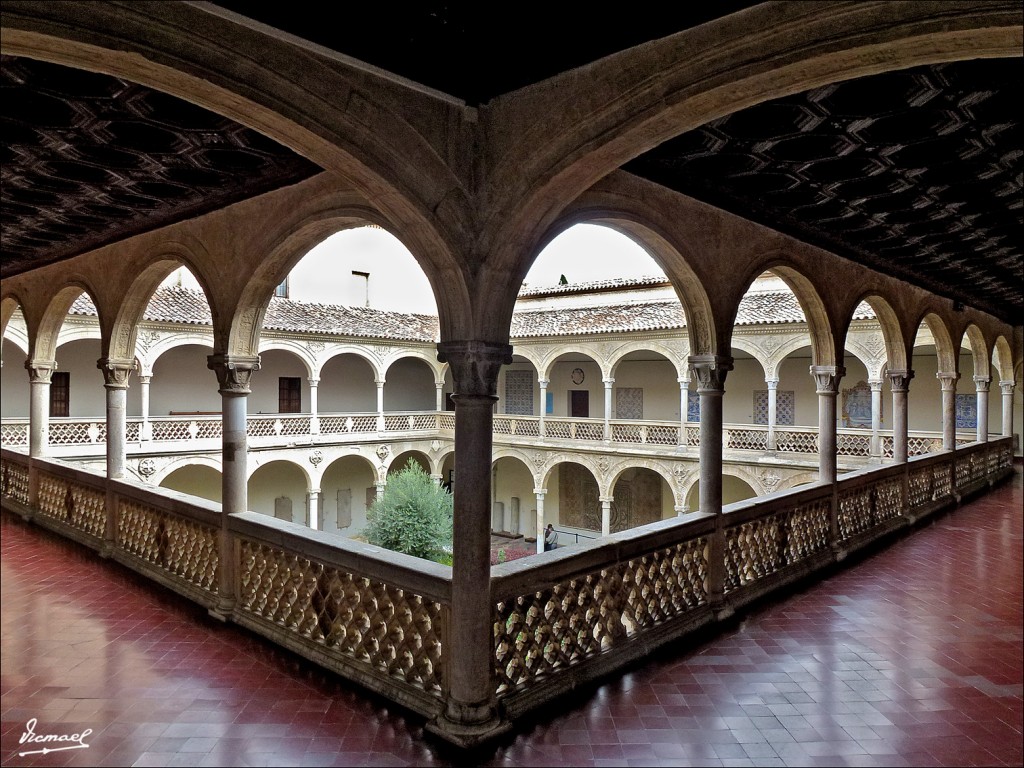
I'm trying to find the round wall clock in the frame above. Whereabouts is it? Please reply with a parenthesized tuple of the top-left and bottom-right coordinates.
(571, 367, 585, 385)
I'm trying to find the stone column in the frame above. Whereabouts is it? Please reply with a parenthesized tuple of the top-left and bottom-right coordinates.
(869, 378, 883, 461)
(435, 380, 445, 412)
(26, 360, 56, 458)
(534, 489, 546, 555)
(98, 358, 134, 480)
(308, 377, 320, 435)
(765, 377, 779, 452)
(888, 370, 913, 463)
(937, 372, 959, 450)
(138, 375, 153, 441)
(677, 375, 689, 449)
(600, 496, 612, 536)
(434, 340, 512, 737)
(690, 355, 731, 612)
(974, 376, 990, 442)
(307, 488, 320, 530)
(207, 353, 260, 619)
(1000, 381, 1015, 438)
(603, 377, 614, 440)
(811, 366, 844, 484)
(375, 379, 386, 431)
(537, 379, 549, 437)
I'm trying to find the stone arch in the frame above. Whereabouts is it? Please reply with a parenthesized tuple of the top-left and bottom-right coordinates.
(992, 335, 1015, 383)
(107, 252, 215, 362)
(606, 459, 678, 508)
(539, 348, 607, 382)
(316, 345, 383, 381)
(915, 313, 958, 374)
(257, 339, 316, 380)
(152, 455, 223, 487)
(962, 324, 991, 380)
(248, 458, 313, 525)
(857, 294, 909, 372)
(738, 265, 836, 369)
(608, 344, 687, 379)
(776, 471, 820, 492)
(381, 349, 445, 381)
(1, 295, 25, 341)
(388, 450, 431, 477)
(383, 355, 438, 412)
(531, 210, 714, 357)
(31, 283, 100, 363)
(319, 452, 379, 535)
(491, 453, 539, 536)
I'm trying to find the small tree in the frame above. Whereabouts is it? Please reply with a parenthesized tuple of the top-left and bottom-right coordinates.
(363, 458, 453, 563)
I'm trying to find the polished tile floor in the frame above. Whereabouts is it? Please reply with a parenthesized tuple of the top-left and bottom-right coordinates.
(2, 468, 1021, 767)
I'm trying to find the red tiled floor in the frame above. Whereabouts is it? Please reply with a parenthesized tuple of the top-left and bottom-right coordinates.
(2, 467, 1021, 767)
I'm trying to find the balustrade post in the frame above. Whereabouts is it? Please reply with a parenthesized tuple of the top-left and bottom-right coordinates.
(435, 380, 445, 412)
(600, 496, 612, 536)
(888, 370, 913, 463)
(811, 366, 844, 484)
(869, 378, 883, 461)
(534, 489, 546, 554)
(26, 360, 55, 459)
(138, 374, 153, 441)
(432, 340, 512, 744)
(538, 378, 548, 437)
(207, 353, 260, 621)
(937, 372, 959, 451)
(603, 378, 614, 441)
(308, 377, 320, 435)
(1000, 381, 1015, 439)
(765, 377, 779, 452)
(375, 379, 386, 431)
(690, 355, 731, 615)
(974, 376, 990, 443)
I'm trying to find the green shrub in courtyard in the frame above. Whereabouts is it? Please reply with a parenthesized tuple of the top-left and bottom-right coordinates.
(363, 458, 453, 563)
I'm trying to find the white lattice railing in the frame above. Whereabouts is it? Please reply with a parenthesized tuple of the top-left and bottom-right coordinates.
(0, 412, 990, 463)
(1, 420, 29, 447)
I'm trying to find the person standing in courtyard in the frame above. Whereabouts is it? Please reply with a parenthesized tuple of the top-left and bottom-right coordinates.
(544, 524, 558, 551)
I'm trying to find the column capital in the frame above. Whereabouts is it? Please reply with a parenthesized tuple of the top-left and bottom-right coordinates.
(25, 359, 56, 383)
(533, 488, 547, 497)
(765, 377, 780, 389)
(936, 371, 960, 391)
(97, 357, 135, 389)
(1000, 380, 1015, 395)
(868, 378, 884, 390)
(138, 374, 152, 385)
(599, 495, 614, 504)
(307, 377, 320, 387)
(887, 369, 914, 392)
(688, 355, 732, 392)
(810, 365, 845, 394)
(437, 340, 513, 398)
(207, 353, 260, 395)
(603, 377, 615, 387)
(973, 375, 991, 392)
(537, 378, 549, 388)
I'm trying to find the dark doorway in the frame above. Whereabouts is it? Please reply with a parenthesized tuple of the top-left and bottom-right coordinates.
(569, 390, 589, 418)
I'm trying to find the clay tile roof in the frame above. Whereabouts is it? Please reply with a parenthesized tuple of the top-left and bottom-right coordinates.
(518, 275, 670, 297)
(511, 301, 685, 337)
(262, 298, 438, 341)
(66, 285, 873, 340)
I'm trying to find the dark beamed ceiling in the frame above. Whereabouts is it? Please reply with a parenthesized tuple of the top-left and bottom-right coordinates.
(1, 3, 1021, 325)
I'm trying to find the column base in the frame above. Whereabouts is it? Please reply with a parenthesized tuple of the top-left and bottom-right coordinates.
(208, 598, 235, 623)
(426, 701, 512, 749)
